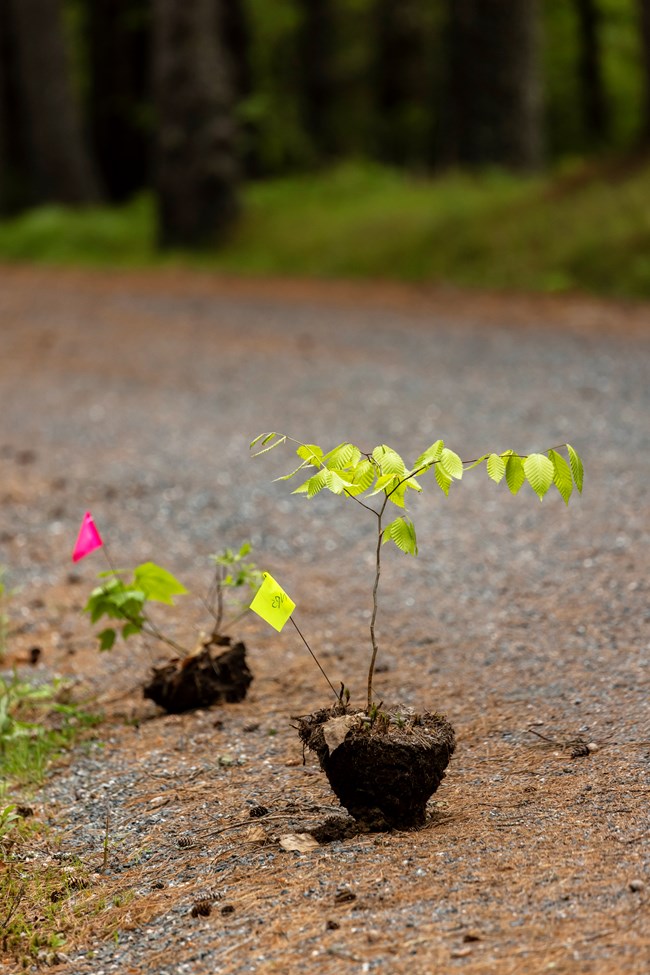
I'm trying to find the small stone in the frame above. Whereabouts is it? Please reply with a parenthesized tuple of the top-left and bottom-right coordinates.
(628, 879, 646, 892)
(450, 946, 473, 958)
(587, 742, 599, 753)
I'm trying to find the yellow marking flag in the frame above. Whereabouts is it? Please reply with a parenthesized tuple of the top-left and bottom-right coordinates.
(249, 573, 296, 632)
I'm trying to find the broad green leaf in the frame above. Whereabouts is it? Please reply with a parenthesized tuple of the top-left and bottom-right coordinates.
(523, 453, 555, 500)
(435, 464, 452, 496)
(386, 480, 407, 507)
(440, 447, 463, 480)
(413, 440, 444, 470)
(567, 444, 584, 493)
(325, 470, 348, 495)
(305, 469, 329, 497)
(505, 454, 525, 495)
(133, 563, 188, 604)
(121, 622, 141, 640)
(296, 443, 323, 466)
(345, 459, 375, 495)
(98, 628, 116, 651)
(486, 453, 506, 483)
(548, 449, 573, 504)
(403, 473, 423, 492)
(382, 516, 418, 555)
(323, 442, 360, 470)
(372, 445, 406, 477)
(368, 472, 399, 496)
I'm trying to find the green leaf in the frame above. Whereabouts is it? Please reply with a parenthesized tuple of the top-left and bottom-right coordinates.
(548, 449, 573, 504)
(382, 516, 418, 555)
(133, 563, 188, 605)
(121, 622, 141, 640)
(464, 454, 489, 471)
(323, 442, 360, 470)
(440, 447, 463, 480)
(325, 470, 349, 495)
(435, 463, 452, 496)
(486, 453, 506, 483)
(368, 472, 399, 497)
(523, 453, 555, 500)
(567, 444, 584, 493)
(304, 469, 329, 498)
(98, 628, 116, 651)
(345, 459, 375, 495)
(413, 440, 444, 469)
(386, 480, 407, 507)
(372, 445, 406, 478)
(296, 443, 323, 466)
(250, 433, 286, 456)
(505, 454, 525, 495)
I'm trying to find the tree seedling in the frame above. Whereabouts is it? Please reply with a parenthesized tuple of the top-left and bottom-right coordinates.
(80, 532, 261, 712)
(84, 543, 262, 657)
(251, 433, 584, 710)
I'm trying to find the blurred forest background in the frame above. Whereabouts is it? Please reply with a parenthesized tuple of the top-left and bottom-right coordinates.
(1, 0, 650, 297)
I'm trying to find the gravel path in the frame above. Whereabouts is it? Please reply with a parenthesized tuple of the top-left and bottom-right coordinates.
(0, 266, 649, 974)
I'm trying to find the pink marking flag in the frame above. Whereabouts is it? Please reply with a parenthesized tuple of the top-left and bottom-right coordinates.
(72, 511, 103, 562)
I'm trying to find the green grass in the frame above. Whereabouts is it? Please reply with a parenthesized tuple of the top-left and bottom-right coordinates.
(2, 158, 650, 298)
(0, 673, 101, 791)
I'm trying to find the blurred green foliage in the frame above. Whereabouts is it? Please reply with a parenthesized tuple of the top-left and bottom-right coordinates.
(1, 158, 650, 298)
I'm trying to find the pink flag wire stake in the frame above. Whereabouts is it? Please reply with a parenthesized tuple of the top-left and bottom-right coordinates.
(72, 511, 104, 562)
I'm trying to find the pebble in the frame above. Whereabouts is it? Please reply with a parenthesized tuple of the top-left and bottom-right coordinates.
(628, 879, 646, 892)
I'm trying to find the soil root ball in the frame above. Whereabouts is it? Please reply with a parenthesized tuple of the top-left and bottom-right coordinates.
(143, 637, 252, 713)
(297, 705, 455, 831)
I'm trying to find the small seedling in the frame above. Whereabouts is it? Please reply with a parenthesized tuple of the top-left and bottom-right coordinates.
(84, 543, 262, 656)
(251, 433, 584, 709)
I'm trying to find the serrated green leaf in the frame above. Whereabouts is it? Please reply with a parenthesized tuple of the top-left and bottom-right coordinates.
(435, 463, 452, 496)
(325, 470, 348, 494)
(368, 472, 399, 497)
(414, 440, 444, 469)
(548, 449, 573, 504)
(250, 433, 286, 456)
(523, 453, 555, 500)
(487, 453, 506, 483)
(505, 454, 525, 495)
(386, 480, 407, 507)
(305, 469, 329, 498)
(382, 516, 418, 555)
(345, 459, 375, 495)
(296, 443, 323, 466)
(98, 628, 116, 651)
(440, 447, 463, 480)
(372, 445, 406, 478)
(133, 563, 188, 604)
(323, 442, 360, 470)
(567, 444, 584, 493)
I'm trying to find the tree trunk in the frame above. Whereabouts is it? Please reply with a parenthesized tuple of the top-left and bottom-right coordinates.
(574, 0, 608, 147)
(373, 0, 433, 167)
(0, 0, 8, 212)
(87, 0, 151, 202)
(446, 0, 543, 169)
(296, 0, 339, 160)
(152, 0, 239, 248)
(639, 0, 650, 143)
(7, 0, 101, 204)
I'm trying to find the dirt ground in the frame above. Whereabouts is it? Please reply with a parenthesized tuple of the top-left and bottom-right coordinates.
(0, 265, 649, 974)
